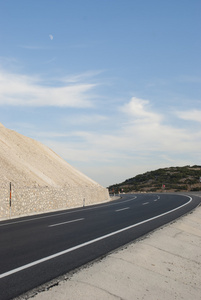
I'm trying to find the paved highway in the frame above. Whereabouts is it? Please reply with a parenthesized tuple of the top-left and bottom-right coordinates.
(0, 193, 200, 300)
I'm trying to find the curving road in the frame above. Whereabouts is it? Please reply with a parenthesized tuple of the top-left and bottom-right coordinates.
(0, 193, 200, 300)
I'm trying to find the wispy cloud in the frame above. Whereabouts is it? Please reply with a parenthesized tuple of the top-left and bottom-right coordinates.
(0, 69, 96, 107)
(63, 70, 104, 83)
(119, 98, 200, 153)
(176, 109, 201, 123)
(42, 97, 201, 163)
(61, 114, 107, 126)
(24, 95, 201, 186)
(121, 97, 162, 124)
(49, 34, 54, 40)
(43, 57, 57, 64)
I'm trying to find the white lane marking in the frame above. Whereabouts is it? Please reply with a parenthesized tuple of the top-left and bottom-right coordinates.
(0, 196, 192, 279)
(49, 218, 84, 228)
(142, 202, 149, 205)
(0, 197, 137, 227)
(154, 196, 160, 202)
(115, 207, 129, 212)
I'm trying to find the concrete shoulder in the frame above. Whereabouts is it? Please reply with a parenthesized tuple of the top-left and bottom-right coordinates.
(29, 205, 201, 300)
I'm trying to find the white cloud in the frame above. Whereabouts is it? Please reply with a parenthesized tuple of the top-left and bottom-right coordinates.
(49, 34, 54, 40)
(38, 97, 201, 168)
(69, 99, 200, 161)
(119, 98, 201, 154)
(176, 109, 201, 123)
(63, 70, 104, 84)
(0, 70, 96, 107)
(19, 95, 200, 187)
(121, 97, 162, 124)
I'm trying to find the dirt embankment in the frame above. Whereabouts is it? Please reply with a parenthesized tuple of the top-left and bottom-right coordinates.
(0, 123, 109, 219)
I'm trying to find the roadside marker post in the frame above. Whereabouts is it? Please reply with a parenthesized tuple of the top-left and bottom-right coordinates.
(9, 182, 11, 218)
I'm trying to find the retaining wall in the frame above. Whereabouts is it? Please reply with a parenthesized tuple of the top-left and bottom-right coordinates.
(0, 183, 110, 220)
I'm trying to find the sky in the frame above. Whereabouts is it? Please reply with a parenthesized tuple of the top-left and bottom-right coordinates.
(0, 0, 201, 187)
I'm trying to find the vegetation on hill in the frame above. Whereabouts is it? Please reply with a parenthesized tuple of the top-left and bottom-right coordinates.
(108, 165, 201, 193)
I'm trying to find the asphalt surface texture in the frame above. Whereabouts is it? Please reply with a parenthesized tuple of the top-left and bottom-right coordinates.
(0, 193, 200, 300)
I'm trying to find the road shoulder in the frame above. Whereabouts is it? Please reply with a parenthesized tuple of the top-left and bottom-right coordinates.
(26, 203, 201, 300)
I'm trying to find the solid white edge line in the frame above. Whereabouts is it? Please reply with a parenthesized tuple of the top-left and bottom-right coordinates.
(0, 196, 192, 279)
(48, 218, 84, 227)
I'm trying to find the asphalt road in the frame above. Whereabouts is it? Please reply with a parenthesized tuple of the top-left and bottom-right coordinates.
(0, 193, 200, 300)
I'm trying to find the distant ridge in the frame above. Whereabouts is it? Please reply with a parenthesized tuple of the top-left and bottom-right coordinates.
(108, 166, 201, 193)
(0, 123, 109, 219)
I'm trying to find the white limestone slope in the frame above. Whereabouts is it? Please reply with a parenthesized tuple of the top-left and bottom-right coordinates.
(0, 123, 109, 219)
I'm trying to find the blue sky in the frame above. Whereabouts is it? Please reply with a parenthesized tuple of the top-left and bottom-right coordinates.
(0, 0, 201, 187)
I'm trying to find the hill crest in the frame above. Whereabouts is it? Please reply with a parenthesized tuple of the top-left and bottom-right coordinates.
(109, 166, 201, 193)
(0, 123, 99, 188)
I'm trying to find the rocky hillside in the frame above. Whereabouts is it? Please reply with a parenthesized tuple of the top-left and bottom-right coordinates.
(109, 166, 201, 193)
(0, 123, 109, 219)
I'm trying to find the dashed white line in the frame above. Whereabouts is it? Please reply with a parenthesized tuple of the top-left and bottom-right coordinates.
(154, 196, 160, 202)
(0, 197, 137, 227)
(142, 202, 149, 205)
(0, 196, 192, 279)
(115, 207, 129, 212)
(48, 218, 84, 228)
